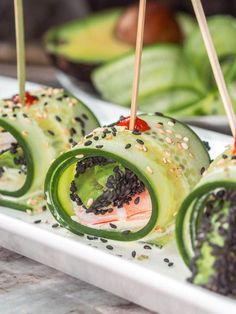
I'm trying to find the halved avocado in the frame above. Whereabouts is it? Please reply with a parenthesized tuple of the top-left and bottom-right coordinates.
(44, 3, 187, 83)
(44, 9, 132, 82)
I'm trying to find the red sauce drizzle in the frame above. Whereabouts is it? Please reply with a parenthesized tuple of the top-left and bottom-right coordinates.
(233, 136, 236, 154)
(117, 116, 150, 132)
(12, 92, 38, 106)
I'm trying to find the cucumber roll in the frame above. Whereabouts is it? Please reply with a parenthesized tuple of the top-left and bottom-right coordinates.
(0, 88, 99, 212)
(176, 148, 236, 295)
(45, 114, 210, 244)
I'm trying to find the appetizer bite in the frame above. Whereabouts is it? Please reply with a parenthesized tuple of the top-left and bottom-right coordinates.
(0, 89, 99, 212)
(176, 148, 236, 295)
(45, 114, 210, 244)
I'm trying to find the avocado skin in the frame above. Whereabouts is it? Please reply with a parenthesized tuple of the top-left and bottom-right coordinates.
(49, 53, 101, 84)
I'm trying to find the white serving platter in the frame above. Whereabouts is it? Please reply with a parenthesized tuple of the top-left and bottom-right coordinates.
(0, 76, 236, 314)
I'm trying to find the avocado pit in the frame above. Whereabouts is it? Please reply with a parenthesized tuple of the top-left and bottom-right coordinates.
(114, 1, 183, 46)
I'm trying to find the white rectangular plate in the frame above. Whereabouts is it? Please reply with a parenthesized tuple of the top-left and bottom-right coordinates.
(0, 76, 236, 314)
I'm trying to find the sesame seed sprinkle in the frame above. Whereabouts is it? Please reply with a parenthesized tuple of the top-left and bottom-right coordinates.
(146, 166, 153, 174)
(168, 121, 175, 127)
(165, 137, 173, 144)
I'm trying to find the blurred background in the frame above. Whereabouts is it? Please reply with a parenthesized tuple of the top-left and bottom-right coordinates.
(1, 0, 236, 135)
(0, 0, 236, 85)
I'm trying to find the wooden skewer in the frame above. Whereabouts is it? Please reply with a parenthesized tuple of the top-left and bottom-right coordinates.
(191, 0, 236, 137)
(14, 0, 26, 105)
(129, 0, 146, 131)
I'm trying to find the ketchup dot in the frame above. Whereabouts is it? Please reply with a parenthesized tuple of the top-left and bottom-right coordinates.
(233, 137, 236, 154)
(117, 116, 150, 132)
(12, 92, 38, 106)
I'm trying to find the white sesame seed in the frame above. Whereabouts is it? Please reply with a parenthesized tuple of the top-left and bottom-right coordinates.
(146, 166, 153, 174)
(166, 129, 173, 134)
(175, 134, 182, 139)
(183, 137, 189, 142)
(177, 142, 183, 150)
(156, 123, 163, 129)
(158, 129, 165, 135)
(163, 157, 168, 164)
(106, 134, 113, 140)
(165, 137, 173, 144)
(168, 121, 175, 127)
(181, 142, 189, 150)
(189, 152, 195, 159)
(87, 198, 93, 207)
(22, 130, 28, 136)
(143, 145, 148, 152)
(135, 143, 143, 150)
(76, 154, 84, 159)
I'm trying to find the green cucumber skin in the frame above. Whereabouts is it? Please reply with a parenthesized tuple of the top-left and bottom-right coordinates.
(176, 152, 236, 266)
(92, 44, 205, 106)
(45, 113, 210, 242)
(0, 88, 99, 211)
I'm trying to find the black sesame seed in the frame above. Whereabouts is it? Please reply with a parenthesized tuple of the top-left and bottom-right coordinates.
(200, 167, 205, 175)
(144, 245, 152, 250)
(222, 154, 228, 159)
(42, 205, 47, 211)
(202, 141, 211, 151)
(84, 140, 92, 146)
(109, 223, 117, 229)
(48, 130, 55, 136)
(132, 251, 136, 258)
(122, 230, 131, 235)
(136, 139, 144, 145)
(106, 245, 113, 250)
(134, 197, 140, 205)
(82, 113, 88, 120)
(70, 127, 77, 136)
(125, 143, 131, 149)
(93, 136, 99, 141)
(34, 219, 41, 224)
(164, 258, 169, 263)
(85, 134, 93, 139)
(132, 130, 141, 135)
(100, 238, 108, 243)
(52, 223, 59, 228)
(168, 262, 174, 267)
(55, 115, 62, 122)
(96, 145, 103, 149)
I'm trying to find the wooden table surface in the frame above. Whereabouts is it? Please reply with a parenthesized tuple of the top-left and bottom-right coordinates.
(0, 64, 154, 314)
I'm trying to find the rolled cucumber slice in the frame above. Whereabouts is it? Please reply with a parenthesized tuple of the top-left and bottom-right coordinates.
(45, 113, 210, 243)
(176, 149, 236, 295)
(0, 88, 99, 212)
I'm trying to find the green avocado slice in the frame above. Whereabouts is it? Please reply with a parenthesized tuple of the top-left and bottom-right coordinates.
(0, 148, 23, 169)
(74, 162, 124, 207)
(44, 9, 132, 64)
